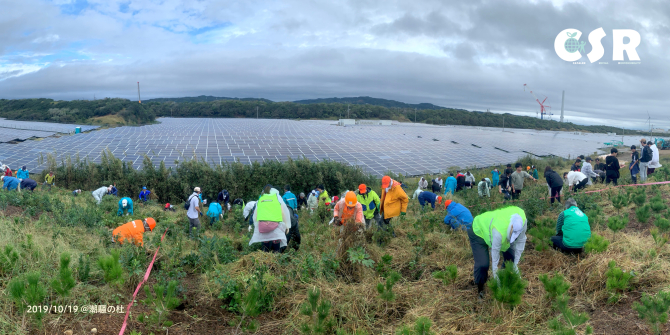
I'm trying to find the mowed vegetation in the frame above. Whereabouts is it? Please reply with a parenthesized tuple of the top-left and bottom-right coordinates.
(1, 152, 670, 334)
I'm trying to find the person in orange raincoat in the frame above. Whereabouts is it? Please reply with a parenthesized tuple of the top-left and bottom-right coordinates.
(112, 217, 157, 246)
(332, 191, 364, 226)
(379, 176, 408, 237)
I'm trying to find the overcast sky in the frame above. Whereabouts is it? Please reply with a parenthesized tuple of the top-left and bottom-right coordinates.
(1, 0, 668, 129)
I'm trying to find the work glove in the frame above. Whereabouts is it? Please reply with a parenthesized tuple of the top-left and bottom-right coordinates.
(400, 212, 406, 216)
(248, 225, 252, 232)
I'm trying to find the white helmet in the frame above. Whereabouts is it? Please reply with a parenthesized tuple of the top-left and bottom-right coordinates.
(122, 199, 128, 207)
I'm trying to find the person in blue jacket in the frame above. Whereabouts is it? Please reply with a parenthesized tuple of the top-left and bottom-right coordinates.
(444, 173, 457, 195)
(418, 190, 438, 209)
(16, 166, 29, 181)
(109, 184, 118, 196)
(282, 185, 298, 210)
(139, 186, 151, 202)
(491, 168, 500, 188)
(443, 200, 474, 230)
(118, 197, 134, 216)
(1, 176, 19, 191)
(207, 201, 223, 225)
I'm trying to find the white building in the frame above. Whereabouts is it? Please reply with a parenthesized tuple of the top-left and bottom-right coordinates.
(338, 119, 356, 126)
(355, 120, 393, 126)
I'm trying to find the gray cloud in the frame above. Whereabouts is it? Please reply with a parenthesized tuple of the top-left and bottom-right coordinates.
(0, 0, 668, 129)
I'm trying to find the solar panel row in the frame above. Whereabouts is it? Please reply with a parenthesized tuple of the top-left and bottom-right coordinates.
(0, 118, 98, 133)
(0, 118, 643, 177)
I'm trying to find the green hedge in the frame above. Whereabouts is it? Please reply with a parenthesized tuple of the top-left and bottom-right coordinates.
(42, 150, 378, 204)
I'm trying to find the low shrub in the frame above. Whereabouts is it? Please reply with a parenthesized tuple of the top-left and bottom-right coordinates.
(606, 261, 633, 303)
(633, 291, 670, 335)
(488, 261, 527, 309)
(539, 272, 570, 300)
(584, 234, 609, 254)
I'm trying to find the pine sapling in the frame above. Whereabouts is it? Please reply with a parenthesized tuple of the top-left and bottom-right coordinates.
(633, 291, 670, 335)
(375, 254, 393, 277)
(0, 245, 19, 275)
(77, 254, 90, 283)
(548, 295, 593, 335)
(637, 205, 652, 224)
(632, 193, 647, 207)
(611, 193, 629, 215)
(607, 216, 628, 241)
(539, 272, 570, 300)
(606, 261, 633, 303)
(651, 200, 668, 213)
(584, 234, 609, 254)
(528, 217, 555, 251)
(300, 287, 333, 334)
(51, 253, 75, 298)
(97, 250, 124, 285)
(488, 261, 527, 309)
(8, 272, 47, 328)
(432, 265, 458, 290)
(395, 316, 435, 335)
(142, 280, 181, 327)
(654, 217, 670, 233)
(377, 271, 401, 302)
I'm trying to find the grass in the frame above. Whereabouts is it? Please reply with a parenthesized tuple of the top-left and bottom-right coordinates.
(0, 154, 669, 334)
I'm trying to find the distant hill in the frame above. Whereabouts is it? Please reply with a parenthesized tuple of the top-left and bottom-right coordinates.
(144, 95, 273, 103)
(293, 96, 449, 110)
(0, 96, 648, 135)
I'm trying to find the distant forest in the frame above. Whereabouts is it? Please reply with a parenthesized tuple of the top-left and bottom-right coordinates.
(0, 96, 646, 135)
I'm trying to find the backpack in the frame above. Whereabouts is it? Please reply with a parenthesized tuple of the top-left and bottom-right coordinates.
(184, 194, 196, 210)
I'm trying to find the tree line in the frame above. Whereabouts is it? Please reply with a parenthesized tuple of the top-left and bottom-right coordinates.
(0, 97, 645, 135)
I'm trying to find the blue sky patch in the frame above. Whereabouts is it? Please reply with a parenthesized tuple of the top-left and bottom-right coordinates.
(59, 0, 90, 16)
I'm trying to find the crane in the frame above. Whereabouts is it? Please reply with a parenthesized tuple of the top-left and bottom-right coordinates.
(523, 84, 551, 120)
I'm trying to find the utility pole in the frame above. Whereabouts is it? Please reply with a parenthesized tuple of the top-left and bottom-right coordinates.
(256, 106, 259, 119)
(415, 108, 417, 123)
(347, 104, 350, 119)
(503, 116, 505, 132)
(137, 82, 141, 104)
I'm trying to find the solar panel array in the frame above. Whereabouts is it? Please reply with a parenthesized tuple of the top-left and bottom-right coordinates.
(0, 118, 98, 133)
(0, 127, 55, 143)
(0, 118, 644, 177)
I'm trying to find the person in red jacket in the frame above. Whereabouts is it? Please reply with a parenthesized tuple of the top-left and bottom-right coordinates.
(112, 217, 157, 246)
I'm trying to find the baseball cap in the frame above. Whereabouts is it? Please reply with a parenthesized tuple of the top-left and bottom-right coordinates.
(509, 214, 524, 243)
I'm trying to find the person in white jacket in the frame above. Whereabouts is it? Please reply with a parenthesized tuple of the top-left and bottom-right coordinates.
(418, 177, 428, 190)
(307, 190, 318, 213)
(581, 157, 598, 185)
(249, 186, 292, 252)
(412, 187, 423, 199)
(92, 186, 111, 205)
(465, 171, 476, 189)
(648, 142, 663, 175)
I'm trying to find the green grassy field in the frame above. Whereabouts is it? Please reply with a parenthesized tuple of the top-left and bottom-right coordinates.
(1, 155, 670, 335)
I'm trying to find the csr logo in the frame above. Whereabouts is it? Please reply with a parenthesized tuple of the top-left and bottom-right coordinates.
(554, 28, 640, 62)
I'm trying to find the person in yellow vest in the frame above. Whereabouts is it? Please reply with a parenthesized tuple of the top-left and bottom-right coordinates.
(43, 171, 55, 191)
(468, 206, 528, 300)
(356, 184, 381, 230)
(248, 185, 292, 253)
(316, 184, 331, 206)
(112, 217, 157, 246)
(379, 176, 408, 236)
